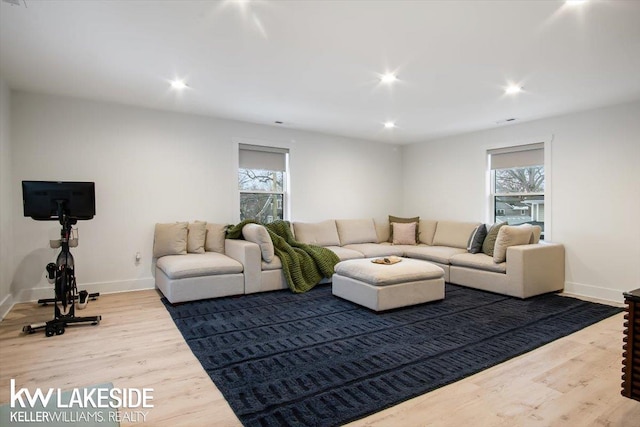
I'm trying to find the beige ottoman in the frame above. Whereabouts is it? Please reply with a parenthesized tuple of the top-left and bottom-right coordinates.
(332, 258, 445, 311)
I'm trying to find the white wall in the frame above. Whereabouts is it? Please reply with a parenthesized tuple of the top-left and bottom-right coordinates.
(8, 92, 402, 303)
(0, 77, 12, 318)
(403, 100, 640, 302)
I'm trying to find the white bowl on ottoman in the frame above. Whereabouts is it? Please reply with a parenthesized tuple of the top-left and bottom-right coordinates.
(332, 258, 445, 311)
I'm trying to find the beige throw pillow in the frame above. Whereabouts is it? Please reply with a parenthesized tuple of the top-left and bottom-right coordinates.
(517, 223, 542, 243)
(243, 223, 275, 262)
(187, 221, 207, 254)
(205, 223, 227, 253)
(392, 222, 417, 245)
(153, 222, 188, 258)
(493, 225, 534, 263)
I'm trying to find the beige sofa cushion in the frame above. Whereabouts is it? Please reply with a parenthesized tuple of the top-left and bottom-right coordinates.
(343, 243, 404, 258)
(493, 225, 534, 263)
(262, 255, 282, 271)
(418, 220, 438, 245)
(293, 220, 340, 246)
(153, 222, 188, 258)
(187, 221, 207, 254)
(156, 252, 243, 279)
(205, 223, 227, 253)
(432, 221, 481, 249)
(243, 223, 275, 262)
(517, 223, 542, 244)
(374, 220, 391, 243)
(392, 222, 417, 245)
(325, 246, 366, 261)
(336, 219, 378, 245)
(403, 245, 467, 265)
(450, 252, 507, 273)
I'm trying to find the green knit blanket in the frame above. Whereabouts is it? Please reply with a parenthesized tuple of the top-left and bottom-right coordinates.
(227, 220, 340, 293)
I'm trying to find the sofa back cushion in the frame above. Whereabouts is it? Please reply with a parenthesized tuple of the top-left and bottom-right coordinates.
(153, 222, 188, 258)
(205, 223, 227, 253)
(493, 225, 535, 263)
(432, 221, 481, 249)
(374, 220, 391, 243)
(293, 220, 340, 246)
(336, 219, 378, 246)
(187, 221, 207, 254)
(243, 223, 275, 262)
(418, 220, 438, 245)
(520, 223, 542, 243)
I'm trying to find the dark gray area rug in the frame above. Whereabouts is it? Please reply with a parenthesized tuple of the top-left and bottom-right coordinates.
(163, 284, 622, 427)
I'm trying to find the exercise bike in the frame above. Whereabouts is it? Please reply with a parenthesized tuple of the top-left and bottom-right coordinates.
(21, 181, 101, 337)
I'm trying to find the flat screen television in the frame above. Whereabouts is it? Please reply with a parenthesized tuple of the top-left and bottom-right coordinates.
(22, 181, 96, 221)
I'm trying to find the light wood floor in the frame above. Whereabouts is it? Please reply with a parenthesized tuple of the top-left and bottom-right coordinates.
(1, 290, 639, 426)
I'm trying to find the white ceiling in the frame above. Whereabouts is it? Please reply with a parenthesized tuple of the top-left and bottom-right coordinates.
(1, 0, 639, 144)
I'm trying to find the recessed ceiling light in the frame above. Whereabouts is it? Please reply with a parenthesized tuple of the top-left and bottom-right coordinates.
(384, 121, 396, 129)
(566, 0, 587, 5)
(170, 79, 188, 90)
(380, 73, 397, 84)
(505, 84, 523, 95)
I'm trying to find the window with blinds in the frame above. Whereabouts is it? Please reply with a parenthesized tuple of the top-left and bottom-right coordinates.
(238, 144, 289, 223)
(488, 143, 545, 237)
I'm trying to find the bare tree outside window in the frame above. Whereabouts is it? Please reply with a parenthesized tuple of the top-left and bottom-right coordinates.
(493, 166, 545, 236)
(239, 169, 284, 223)
(495, 166, 544, 193)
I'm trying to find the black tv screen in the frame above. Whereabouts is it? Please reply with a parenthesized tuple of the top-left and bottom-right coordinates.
(22, 181, 96, 221)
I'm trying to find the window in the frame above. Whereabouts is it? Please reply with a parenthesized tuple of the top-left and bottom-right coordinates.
(238, 144, 289, 223)
(488, 143, 545, 237)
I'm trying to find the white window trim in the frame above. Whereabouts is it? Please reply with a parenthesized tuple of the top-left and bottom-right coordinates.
(232, 137, 294, 223)
(485, 135, 553, 241)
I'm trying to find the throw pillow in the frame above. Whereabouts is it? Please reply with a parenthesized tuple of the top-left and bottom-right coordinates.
(482, 222, 506, 257)
(517, 223, 542, 243)
(493, 225, 535, 263)
(205, 223, 227, 253)
(392, 222, 417, 245)
(187, 221, 207, 254)
(242, 223, 275, 263)
(153, 222, 188, 258)
(388, 215, 420, 243)
(467, 224, 487, 254)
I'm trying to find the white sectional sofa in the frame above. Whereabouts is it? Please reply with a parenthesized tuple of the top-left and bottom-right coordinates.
(153, 218, 565, 303)
(152, 221, 256, 303)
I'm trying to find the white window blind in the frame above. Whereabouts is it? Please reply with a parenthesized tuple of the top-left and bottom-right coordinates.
(488, 142, 544, 170)
(239, 144, 288, 171)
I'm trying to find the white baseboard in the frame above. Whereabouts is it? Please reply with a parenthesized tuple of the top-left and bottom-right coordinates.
(0, 292, 14, 321)
(13, 277, 156, 304)
(563, 281, 629, 304)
